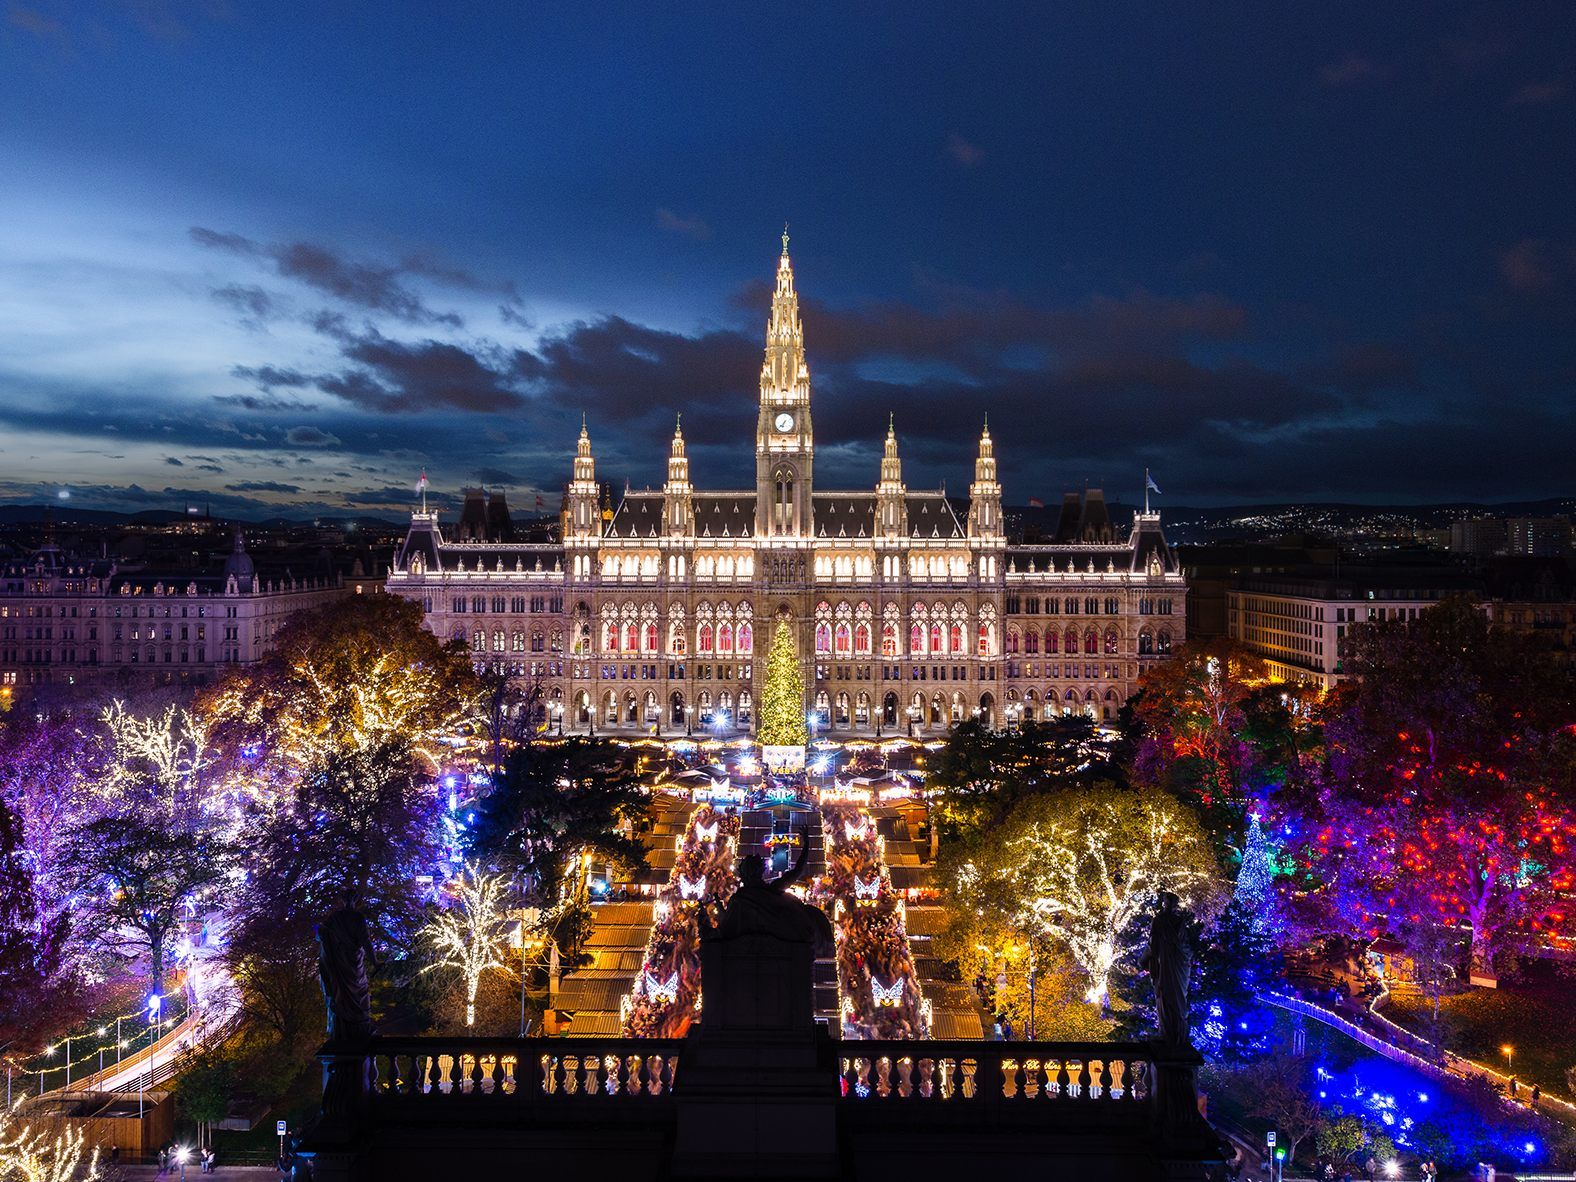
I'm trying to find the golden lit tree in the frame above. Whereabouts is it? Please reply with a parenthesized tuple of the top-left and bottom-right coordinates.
(0, 1105, 101, 1182)
(421, 862, 512, 1027)
(98, 699, 214, 805)
(203, 594, 478, 778)
(945, 785, 1221, 1008)
(757, 620, 807, 748)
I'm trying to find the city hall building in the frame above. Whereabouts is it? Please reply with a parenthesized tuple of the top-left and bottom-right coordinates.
(389, 238, 1185, 737)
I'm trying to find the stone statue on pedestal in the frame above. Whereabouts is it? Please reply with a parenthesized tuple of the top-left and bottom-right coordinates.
(317, 900, 377, 1043)
(676, 840, 840, 1177)
(1144, 891, 1194, 1048)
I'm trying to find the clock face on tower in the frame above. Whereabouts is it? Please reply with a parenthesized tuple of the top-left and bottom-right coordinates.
(774, 411, 794, 433)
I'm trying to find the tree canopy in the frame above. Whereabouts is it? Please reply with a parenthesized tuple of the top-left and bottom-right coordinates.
(942, 783, 1222, 1008)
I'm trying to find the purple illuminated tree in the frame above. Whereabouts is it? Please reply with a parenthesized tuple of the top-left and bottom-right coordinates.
(0, 793, 69, 1046)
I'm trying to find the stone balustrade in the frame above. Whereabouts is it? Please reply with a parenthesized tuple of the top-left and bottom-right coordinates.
(838, 1040, 1151, 1105)
(352, 1035, 1161, 1114)
(365, 1037, 683, 1106)
(308, 1035, 1215, 1180)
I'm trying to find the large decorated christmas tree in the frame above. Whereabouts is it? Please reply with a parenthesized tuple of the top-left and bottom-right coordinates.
(758, 619, 808, 750)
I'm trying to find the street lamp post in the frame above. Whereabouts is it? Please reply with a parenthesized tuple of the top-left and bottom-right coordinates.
(1027, 947, 1037, 1040)
(686, 705, 693, 737)
(1502, 1044, 1515, 1075)
(176, 1146, 189, 1182)
(907, 706, 918, 738)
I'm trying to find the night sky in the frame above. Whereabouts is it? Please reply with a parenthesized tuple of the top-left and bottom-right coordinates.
(3, 2, 1573, 519)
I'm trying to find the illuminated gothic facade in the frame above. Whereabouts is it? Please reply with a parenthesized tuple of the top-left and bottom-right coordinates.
(388, 237, 1186, 736)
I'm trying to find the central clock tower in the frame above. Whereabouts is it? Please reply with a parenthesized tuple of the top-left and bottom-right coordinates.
(756, 231, 814, 540)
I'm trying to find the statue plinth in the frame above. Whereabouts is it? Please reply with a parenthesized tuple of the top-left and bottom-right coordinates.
(672, 853, 838, 1178)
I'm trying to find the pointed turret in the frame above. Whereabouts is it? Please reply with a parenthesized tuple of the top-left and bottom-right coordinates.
(875, 413, 908, 539)
(563, 417, 600, 540)
(967, 419, 1003, 540)
(663, 415, 694, 536)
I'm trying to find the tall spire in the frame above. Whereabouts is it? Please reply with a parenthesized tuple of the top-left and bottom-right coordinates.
(763, 233, 809, 398)
(757, 229, 815, 538)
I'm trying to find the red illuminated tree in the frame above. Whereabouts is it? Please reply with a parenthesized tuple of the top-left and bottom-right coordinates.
(1305, 599, 1576, 974)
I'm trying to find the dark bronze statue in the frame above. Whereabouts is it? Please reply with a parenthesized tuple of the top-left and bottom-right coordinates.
(702, 845, 833, 955)
(316, 900, 377, 1042)
(1144, 890, 1193, 1048)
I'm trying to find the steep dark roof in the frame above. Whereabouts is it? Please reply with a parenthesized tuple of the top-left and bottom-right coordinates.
(904, 493, 965, 539)
(694, 495, 755, 538)
(1130, 514, 1177, 574)
(607, 493, 662, 538)
(814, 493, 875, 538)
(396, 521, 442, 572)
(606, 493, 758, 538)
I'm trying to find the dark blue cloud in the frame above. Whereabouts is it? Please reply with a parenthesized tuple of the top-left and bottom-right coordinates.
(0, 1, 1572, 510)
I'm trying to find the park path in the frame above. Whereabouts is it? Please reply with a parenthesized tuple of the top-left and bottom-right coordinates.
(1260, 989, 1576, 1127)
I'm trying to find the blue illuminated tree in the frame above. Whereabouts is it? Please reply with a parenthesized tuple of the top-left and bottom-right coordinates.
(1234, 810, 1276, 934)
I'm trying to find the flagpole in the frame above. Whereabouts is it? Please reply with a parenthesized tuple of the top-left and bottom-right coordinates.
(1144, 468, 1150, 515)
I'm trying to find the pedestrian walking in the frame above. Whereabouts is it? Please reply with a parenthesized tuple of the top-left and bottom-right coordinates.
(991, 1016, 1004, 1041)
(157, 1147, 168, 1175)
(1530, 1084, 1540, 1108)
(1001, 1016, 1014, 1040)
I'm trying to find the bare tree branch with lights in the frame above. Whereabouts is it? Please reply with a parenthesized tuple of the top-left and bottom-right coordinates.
(421, 862, 513, 1027)
(0, 1105, 101, 1182)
